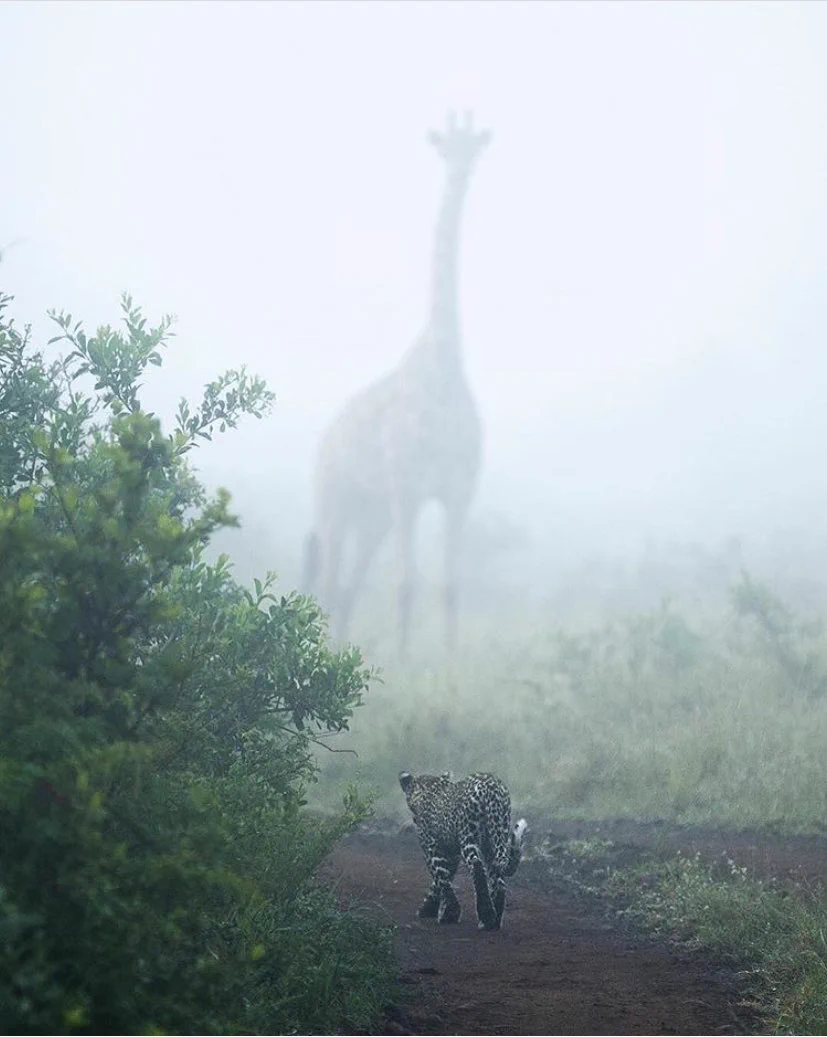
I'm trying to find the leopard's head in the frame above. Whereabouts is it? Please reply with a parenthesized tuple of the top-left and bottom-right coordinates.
(399, 771, 453, 823)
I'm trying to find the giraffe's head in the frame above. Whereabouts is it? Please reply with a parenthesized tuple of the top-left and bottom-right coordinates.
(428, 110, 491, 177)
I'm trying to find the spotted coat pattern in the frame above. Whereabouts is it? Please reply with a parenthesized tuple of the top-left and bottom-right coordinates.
(399, 771, 527, 931)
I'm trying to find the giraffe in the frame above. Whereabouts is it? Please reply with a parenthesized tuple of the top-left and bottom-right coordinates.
(303, 110, 489, 659)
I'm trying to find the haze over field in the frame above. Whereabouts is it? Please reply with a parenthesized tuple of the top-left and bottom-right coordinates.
(3, 0, 827, 606)
(9, 10, 827, 1035)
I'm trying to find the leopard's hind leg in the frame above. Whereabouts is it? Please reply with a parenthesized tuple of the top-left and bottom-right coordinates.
(460, 822, 498, 930)
(489, 869, 506, 928)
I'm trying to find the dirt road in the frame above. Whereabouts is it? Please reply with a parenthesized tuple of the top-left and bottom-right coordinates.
(322, 822, 773, 1035)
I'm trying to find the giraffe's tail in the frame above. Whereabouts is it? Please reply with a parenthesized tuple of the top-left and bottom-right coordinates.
(302, 530, 321, 596)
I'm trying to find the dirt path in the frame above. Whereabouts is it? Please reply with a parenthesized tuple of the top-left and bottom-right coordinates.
(322, 825, 759, 1036)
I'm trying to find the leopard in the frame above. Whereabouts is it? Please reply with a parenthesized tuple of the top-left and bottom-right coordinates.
(398, 770, 528, 931)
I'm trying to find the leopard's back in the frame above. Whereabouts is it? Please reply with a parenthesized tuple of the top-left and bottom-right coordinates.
(401, 770, 515, 869)
(455, 773, 513, 871)
(399, 769, 529, 931)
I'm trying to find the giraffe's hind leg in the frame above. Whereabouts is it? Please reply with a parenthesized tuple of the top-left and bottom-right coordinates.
(393, 506, 417, 661)
(338, 515, 389, 643)
(318, 521, 345, 635)
(441, 494, 473, 658)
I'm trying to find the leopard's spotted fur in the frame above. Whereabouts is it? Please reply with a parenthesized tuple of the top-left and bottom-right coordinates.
(399, 770, 528, 931)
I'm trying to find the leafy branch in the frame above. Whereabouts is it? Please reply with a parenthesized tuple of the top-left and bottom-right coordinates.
(48, 292, 173, 415)
(172, 368, 275, 455)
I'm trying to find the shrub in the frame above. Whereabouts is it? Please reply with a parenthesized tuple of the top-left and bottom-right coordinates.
(0, 293, 394, 1034)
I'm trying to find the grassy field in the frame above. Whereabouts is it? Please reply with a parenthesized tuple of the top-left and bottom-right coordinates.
(298, 552, 827, 1033)
(311, 569, 827, 834)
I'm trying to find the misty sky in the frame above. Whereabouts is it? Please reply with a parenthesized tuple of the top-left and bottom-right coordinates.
(3, 0, 827, 562)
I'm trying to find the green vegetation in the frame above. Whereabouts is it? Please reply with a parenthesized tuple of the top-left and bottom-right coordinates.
(309, 567, 827, 1034)
(316, 579, 827, 833)
(0, 293, 395, 1035)
(535, 836, 827, 1035)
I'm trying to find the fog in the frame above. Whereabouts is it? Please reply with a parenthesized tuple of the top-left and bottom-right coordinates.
(4, 0, 827, 623)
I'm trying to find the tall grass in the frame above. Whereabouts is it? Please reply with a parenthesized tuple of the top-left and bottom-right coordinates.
(312, 573, 827, 833)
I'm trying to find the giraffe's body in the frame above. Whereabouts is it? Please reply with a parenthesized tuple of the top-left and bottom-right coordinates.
(304, 112, 489, 657)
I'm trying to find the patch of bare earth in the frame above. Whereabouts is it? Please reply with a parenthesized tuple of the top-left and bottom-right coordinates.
(321, 821, 788, 1035)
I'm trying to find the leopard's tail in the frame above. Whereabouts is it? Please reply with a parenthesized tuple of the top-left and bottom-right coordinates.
(501, 817, 528, 877)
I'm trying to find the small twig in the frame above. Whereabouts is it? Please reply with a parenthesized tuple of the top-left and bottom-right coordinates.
(314, 742, 358, 756)
(270, 721, 359, 756)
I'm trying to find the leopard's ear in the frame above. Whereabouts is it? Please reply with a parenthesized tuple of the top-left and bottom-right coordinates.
(399, 771, 414, 793)
(441, 770, 454, 781)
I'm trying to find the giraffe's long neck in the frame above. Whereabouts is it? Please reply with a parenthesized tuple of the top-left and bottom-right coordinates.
(428, 170, 471, 365)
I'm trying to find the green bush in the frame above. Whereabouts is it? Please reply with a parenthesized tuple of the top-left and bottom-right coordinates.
(0, 293, 394, 1034)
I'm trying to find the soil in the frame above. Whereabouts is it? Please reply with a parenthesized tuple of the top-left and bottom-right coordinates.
(321, 818, 827, 1036)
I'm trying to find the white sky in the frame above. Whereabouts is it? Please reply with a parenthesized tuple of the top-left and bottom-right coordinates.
(3, 0, 827, 559)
